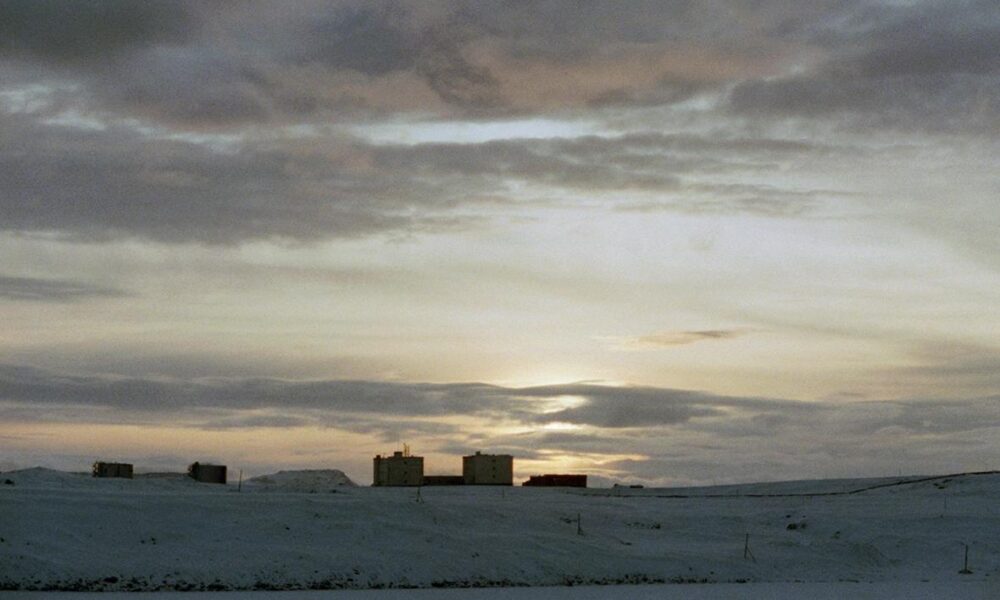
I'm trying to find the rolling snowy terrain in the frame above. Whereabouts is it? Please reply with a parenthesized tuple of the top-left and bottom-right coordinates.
(2, 468, 998, 593)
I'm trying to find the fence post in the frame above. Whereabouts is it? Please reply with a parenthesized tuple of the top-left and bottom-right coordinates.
(959, 543, 972, 574)
(744, 533, 756, 562)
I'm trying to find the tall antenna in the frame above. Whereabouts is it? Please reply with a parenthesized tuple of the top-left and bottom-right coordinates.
(403, 443, 410, 457)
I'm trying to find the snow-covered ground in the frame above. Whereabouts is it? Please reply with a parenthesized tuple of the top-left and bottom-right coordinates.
(2, 468, 998, 593)
(4, 581, 1000, 599)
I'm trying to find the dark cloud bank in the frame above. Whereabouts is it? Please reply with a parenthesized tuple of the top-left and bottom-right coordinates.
(727, 0, 1000, 132)
(0, 1, 996, 244)
(2, 0, 994, 127)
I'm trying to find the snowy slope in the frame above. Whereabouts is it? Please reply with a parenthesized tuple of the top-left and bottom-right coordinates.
(1, 469, 998, 591)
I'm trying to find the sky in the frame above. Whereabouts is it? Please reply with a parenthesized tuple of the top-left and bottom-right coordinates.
(1, 0, 999, 486)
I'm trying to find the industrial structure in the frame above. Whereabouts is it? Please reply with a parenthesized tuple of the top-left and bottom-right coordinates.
(462, 451, 513, 486)
(372, 448, 515, 486)
(372, 447, 424, 486)
(523, 474, 587, 487)
(92, 461, 133, 479)
(188, 462, 227, 484)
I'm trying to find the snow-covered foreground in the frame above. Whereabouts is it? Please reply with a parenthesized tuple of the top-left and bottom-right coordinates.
(4, 581, 1000, 599)
(2, 468, 999, 593)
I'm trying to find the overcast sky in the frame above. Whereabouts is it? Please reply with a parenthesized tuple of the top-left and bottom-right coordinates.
(2, 0, 998, 485)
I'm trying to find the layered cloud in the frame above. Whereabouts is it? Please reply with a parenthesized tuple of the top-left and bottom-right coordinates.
(0, 105, 857, 243)
(3, 363, 999, 484)
(3, 1, 993, 128)
(727, 0, 1000, 133)
(0, 0, 791, 124)
(0, 111, 489, 243)
(2, 1, 996, 245)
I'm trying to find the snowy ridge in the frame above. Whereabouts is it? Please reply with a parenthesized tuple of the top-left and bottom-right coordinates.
(1, 469, 998, 591)
(582, 470, 1000, 499)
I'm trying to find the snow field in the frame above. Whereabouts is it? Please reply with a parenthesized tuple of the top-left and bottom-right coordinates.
(3, 581, 1000, 599)
(2, 468, 998, 592)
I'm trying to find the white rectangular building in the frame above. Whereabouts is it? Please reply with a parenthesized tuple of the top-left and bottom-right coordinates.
(462, 451, 513, 485)
(373, 451, 424, 486)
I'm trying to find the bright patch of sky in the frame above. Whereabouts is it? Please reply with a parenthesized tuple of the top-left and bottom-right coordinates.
(41, 110, 108, 131)
(350, 117, 604, 145)
(0, 84, 72, 113)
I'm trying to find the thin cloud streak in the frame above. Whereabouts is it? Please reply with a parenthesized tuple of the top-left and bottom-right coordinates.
(610, 329, 750, 350)
(0, 275, 127, 302)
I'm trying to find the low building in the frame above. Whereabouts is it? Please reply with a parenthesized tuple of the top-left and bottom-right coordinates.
(462, 451, 513, 486)
(373, 451, 424, 486)
(188, 462, 227, 484)
(422, 475, 464, 486)
(522, 474, 587, 487)
(92, 461, 133, 479)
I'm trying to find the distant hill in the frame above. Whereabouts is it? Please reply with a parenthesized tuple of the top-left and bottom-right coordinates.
(243, 469, 356, 492)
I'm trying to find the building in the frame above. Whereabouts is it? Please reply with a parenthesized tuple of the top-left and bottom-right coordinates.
(188, 462, 227, 484)
(372, 450, 424, 486)
(92, 461, 133, 479)
(522, 474, 587, 487)
(462, 451, 513, 485)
